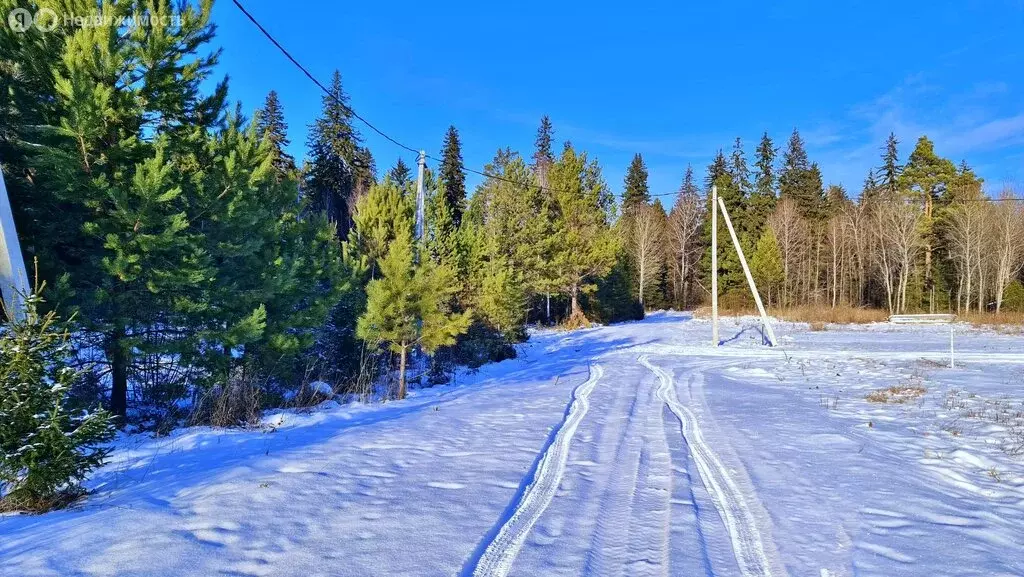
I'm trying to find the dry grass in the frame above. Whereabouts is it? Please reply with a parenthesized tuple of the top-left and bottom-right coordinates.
(780, 306, 888, 324)
(560, 310, 592, 331)
(0, 488, 85, 514)
(808, 321, 827, 331)
(866, 384, 927, 404)
(693, 305, 888, 325)
(959, 311, 1024, 332)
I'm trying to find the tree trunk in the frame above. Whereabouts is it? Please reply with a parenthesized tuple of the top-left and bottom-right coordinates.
(107, 329, 129, 420)
(925, 193, 933, 311)
(570, 284, 581, 317)
(545, 293, 551, 323)
(397, 343, 408, 400)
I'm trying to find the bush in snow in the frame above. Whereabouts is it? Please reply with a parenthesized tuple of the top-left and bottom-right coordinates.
(0, 292, 114, 512)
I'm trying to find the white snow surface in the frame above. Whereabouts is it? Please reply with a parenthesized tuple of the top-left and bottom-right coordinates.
(3, 312, 1024, 576)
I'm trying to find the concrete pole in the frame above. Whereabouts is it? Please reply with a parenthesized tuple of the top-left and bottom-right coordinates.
(718, 196, 778, 346)
(711, 185, 719, 346)
(0, 162, 28, 321)
(415, 150, 426, 246)
(413, 151, 427, 379)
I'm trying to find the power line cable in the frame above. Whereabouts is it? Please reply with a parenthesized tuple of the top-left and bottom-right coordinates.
(230, 0, 419, 156)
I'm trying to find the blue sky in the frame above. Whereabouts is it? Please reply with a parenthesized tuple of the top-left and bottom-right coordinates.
(210, 0, 1024, 199)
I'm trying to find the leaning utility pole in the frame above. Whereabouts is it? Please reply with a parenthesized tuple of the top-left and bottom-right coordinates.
(0, 162, 28, 321)
(711, 185, 719, 346)
(718, 196, 778, 346)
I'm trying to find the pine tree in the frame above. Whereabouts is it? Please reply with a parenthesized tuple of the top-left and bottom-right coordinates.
(35, 2, 227, 417)
(899, 135, 959, 311)
(438, 125, 467, 228)
(622, 153, 650, 214)
(256, 90, 296, 178)
(750, 229, 784, 306)
(5, 3, 347, 418)
(881, 132, 901, 195)
(357, 226, 471, 400)
(351, 180, 415, 278)
(548, 145, 617, 324)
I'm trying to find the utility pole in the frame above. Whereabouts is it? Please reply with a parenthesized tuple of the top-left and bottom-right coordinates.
(711, 185, 719, 346)
(413, 150, 427, 382)
(0, 162, 28, 321)
(415, 150, 426, 247)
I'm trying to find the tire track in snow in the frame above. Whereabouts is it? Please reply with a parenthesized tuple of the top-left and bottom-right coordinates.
(623, 383, 672, 577)
(466, 364, 604, 577)
(641, 355, 778, 577)
(585, 368, 663, 573)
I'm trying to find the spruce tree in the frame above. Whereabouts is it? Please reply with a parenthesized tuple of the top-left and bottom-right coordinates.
(680, 164, 700, 198)
(705, 150, 729, 190)
(748, 132, 778, 241)
(862, 169, 881, 203)
(622, 153, 651, 214)
(0, 291, 115, 511)
(438, 125, 467, 228)
(305, 70, 374, 239)
(533, 115, 555, 169)
(729, 137, 751, 196)
(779, 129, 825, 221)
(881, 132, 901, 195)
(753, 132, 777, 198)
(388, 157, 413, 194)
(256, 90, 297, 178)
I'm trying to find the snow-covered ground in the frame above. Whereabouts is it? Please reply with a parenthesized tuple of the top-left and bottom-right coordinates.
(3, 313, 1024, 576)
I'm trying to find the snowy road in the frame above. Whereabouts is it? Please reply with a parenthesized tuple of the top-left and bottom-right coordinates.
(4, 312, 1024, 576)
(468, 352, 785, 577)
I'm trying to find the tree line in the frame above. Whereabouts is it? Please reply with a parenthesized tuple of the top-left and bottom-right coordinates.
(655, 131, 1024, 317)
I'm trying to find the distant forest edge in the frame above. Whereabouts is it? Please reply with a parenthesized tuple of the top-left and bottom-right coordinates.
(1, 1, 1022, 436)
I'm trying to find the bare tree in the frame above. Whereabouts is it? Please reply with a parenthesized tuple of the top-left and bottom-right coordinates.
(871, 200, 924, 314)
(944, 201, 988, 313)
(667, 191, 704, 308)
(843, 202, 870, 306)
(769, 198, 809, 307)
(824, 214, 849, 308)
(991, 190, 1024, 312)
(629, 202, 665, 309)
